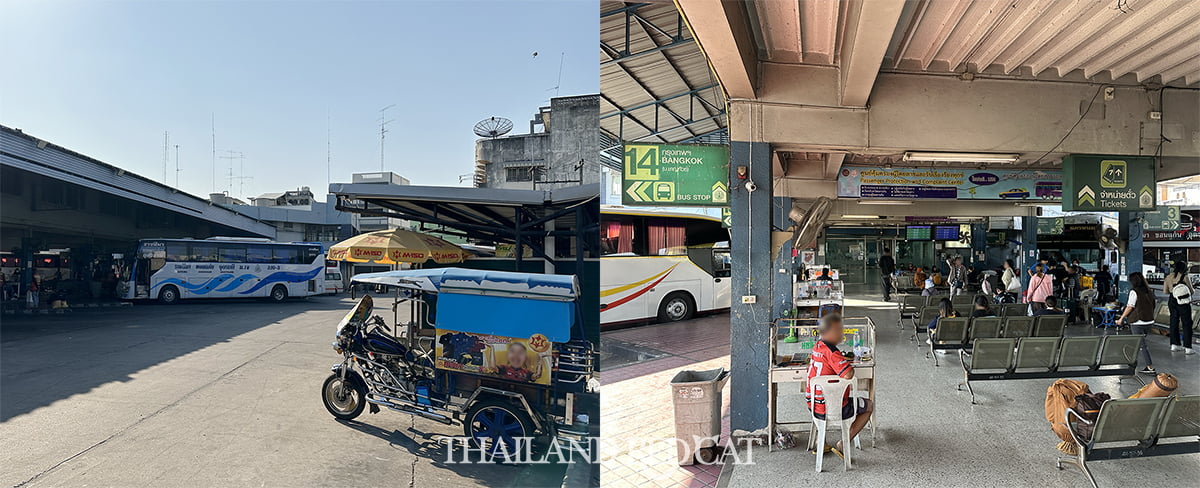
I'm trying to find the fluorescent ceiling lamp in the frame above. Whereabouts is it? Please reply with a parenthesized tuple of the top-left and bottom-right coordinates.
(856, 200, 913, 205)
(903, 152, 1020, 163)
(1013, 202, 1051, 207)
(841, 215, 884, 219)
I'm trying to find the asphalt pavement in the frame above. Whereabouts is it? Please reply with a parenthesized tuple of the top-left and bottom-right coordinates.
(0, 296, 577, 487)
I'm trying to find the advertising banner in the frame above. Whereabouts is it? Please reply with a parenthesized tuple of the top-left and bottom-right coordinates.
(1062, 155, 1156, 211)
(836, 167, 1062, 201)
(435, 329, 553, 385)
(622, 143, 729, 207)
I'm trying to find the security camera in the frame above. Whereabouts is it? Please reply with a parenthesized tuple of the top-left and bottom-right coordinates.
(744, 180, 757, 193)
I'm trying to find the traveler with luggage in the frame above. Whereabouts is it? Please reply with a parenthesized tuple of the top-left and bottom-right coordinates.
(1163, 261, 1195, 354)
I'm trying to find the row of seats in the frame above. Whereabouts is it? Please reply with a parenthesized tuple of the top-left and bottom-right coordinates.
(958, 335, 1143, 404)
(1152, 301, 1200, 331)
(899, 294, 1029, 323)
(1059, 395, 1200, 488)
(923, 315, 1067, 366)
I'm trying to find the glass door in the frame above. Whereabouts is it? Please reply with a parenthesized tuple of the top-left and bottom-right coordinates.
(825, 238, 866, 284)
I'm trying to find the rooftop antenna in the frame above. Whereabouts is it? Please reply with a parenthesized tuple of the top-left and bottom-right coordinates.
(326, 112, 332, 189)
(218, 150, 247, 196)
(174, 144, 181, 188)
(211, 114, 217, 192)
(378, 104, 395, 171)
(555, 51, 564, 97)
(161, 131, 170, 184)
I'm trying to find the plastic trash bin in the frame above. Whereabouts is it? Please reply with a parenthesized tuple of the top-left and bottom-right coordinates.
(669, 367, 730, 465)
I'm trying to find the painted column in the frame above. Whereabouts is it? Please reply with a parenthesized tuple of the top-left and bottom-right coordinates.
(1117, 212, 1144, 302)
(1021, 216, 1038, 287)
(727, 140, 772, 435)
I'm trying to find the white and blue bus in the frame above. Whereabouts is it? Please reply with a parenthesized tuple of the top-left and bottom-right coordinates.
(122, 237, 325, 304)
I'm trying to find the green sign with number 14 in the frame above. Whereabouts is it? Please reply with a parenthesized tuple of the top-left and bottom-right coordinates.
(622, 143, 729, 207)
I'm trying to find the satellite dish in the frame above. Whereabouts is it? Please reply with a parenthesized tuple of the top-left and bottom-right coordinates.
(473, 117, 513, 138)
(790, 197, 834, 250)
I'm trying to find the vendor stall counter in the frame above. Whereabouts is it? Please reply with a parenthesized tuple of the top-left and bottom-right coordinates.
(768, 316, 877, 451)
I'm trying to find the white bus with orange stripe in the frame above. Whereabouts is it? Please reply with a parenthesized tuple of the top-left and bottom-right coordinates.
(600, 208, 731, 328)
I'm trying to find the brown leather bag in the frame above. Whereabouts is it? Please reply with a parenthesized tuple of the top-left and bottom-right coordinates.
(1072, 392, 1112, 442)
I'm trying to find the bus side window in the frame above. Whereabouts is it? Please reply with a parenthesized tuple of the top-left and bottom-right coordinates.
(218, 244, 246, 263)
(273, 246, 300, 264)
(165, 242, 188, 262)
(246, 245, 272, 264)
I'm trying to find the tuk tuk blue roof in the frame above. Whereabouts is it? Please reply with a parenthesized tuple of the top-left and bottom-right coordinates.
(350, 267, 579, 300)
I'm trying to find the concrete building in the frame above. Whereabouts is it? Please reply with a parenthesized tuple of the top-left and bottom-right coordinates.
(212, 191, 354, 247)
(474, 95, 601, 191)
(347, 172, 410, 232)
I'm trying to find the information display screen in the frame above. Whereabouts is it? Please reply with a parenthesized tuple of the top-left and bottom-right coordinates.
(906, 225, 931, 240)
(934, 225, 960, 240)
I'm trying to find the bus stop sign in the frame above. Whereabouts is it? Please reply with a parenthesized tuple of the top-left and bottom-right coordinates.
(622, 143, 729, 207)
(1142, 206, 1181, 231)
(1062, 155, 1156, 212)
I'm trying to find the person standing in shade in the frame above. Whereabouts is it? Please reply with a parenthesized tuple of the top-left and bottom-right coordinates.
(879, 248, 896, 302)
(1027, 264, 1054, 313)
(1115, 272, 1158, 374)
(946, 256, 967, 297)
(1163, 261, 1195, 354)
(27, 275, 39, 309)
(1094, 264, 1113, 302)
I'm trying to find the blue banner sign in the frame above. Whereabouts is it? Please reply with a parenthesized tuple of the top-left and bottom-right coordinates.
(837, 167, 1063, 201)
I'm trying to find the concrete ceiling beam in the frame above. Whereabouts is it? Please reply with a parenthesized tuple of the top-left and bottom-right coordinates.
(678, 0, 759, 100)
(839, 0, 906, 107)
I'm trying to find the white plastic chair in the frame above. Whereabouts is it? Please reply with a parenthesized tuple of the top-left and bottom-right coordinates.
(806, 375, 860, 472)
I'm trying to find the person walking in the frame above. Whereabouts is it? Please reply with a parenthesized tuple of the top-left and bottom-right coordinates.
(27, 275, 39, 309)
(1115, 272, 1158, 374)
(1164, 261, 1195, 354)
(879, 248, 896, 302)
(946, 256, 967, 297)
(1027, 264, 1054, 314)
(999, 259, 1020, 300)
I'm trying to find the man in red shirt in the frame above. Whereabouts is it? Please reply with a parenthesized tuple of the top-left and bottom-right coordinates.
(806, 313, 873, 452)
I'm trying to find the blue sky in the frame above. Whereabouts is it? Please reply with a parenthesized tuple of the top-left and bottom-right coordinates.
(1, 0, 597, 200)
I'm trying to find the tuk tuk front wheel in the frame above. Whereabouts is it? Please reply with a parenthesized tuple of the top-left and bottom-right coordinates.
(322, 373, 366, 420)
(464, 399, 535, 459)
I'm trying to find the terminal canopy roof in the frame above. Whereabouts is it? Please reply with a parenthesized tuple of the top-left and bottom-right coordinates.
(329, 183, 600, 264)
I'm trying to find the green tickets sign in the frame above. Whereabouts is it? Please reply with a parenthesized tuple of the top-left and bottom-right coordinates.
(622, 143, 729, 207)
(1062, 155, 1156, 211)
(1142, 206, 1181, 231)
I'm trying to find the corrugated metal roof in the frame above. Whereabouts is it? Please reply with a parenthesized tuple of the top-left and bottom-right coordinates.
(600, 1, 727, 164)
(883, 0, 1200, 86)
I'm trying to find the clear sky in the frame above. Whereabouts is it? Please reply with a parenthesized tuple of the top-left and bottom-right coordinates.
(0, 0, 598, 200)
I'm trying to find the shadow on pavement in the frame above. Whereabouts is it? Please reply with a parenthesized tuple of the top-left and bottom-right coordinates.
(335, 418, 572, 488)
(0, 296, 349, 421)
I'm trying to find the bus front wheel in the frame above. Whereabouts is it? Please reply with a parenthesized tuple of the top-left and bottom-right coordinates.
(658, 292, 694, 323)
(158, 285, 180, 305)
(269, 285, 288, 303)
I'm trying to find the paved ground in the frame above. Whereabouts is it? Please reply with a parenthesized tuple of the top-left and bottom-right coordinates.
(725, 292, 1200, 487)
(599, 314, 731, 488)
(0, 296, 577, 487)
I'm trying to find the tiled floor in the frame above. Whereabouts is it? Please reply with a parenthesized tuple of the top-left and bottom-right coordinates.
(600, 314, 732, 488)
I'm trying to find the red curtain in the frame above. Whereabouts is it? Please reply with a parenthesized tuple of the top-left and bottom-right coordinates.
(648, 219, 685, 255)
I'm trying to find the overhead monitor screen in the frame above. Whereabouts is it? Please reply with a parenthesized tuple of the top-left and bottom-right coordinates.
(906, 225, 931, 240)
(934, 225, 960, 240)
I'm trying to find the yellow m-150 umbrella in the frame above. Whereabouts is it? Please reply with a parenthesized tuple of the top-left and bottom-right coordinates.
(328, 229, 467, 265)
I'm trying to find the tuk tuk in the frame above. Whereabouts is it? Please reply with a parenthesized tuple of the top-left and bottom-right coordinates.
(321, 268, 596, 457)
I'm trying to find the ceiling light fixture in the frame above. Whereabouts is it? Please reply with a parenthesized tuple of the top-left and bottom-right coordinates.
(904, 152, 1020, 164)
(841, 214, 884, 219)
(856, 200, 913, 205)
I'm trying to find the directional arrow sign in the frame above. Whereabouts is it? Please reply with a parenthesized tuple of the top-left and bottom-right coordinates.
(1078, 185, 1095, 207)
(624, 181, 653, 203)
(1143, 206, 1181, 231)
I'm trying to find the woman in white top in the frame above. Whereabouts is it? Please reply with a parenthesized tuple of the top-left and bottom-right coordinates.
(1163, 260, 1195, 354)
(1115, 272, 1157, 374)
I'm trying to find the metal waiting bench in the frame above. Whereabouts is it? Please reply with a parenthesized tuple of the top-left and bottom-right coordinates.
(957, 335, 1144, 404)
(896, 295, 927, 327)
(925, 315, 1068, 366)
(1058, 395, 1200, 488)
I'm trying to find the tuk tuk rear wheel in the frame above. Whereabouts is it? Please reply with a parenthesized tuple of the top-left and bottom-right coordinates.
(464, 399, 535, 460)
(322, 373, 366, 420)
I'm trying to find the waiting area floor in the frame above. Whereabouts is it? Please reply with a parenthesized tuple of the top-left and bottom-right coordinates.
(725, 291, 1199, 487)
